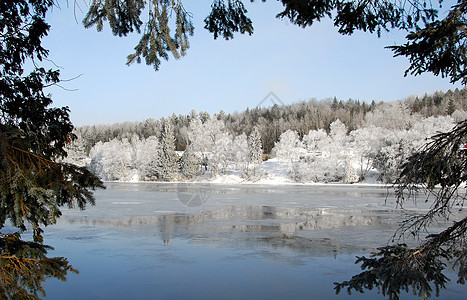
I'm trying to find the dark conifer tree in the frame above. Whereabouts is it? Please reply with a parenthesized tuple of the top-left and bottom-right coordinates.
(0, 1, 104, 297)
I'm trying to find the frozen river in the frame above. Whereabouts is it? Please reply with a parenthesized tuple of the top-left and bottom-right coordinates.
(43, 182, 466, 299)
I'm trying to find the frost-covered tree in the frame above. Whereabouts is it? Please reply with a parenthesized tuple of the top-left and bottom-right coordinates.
(452, 109, 467, 122)
(230, 133, 249, 172)
(248, 127, 263, 164)
(135, 136, 159, 181)
(205, 115, 227, 143)
(303, 129, 328, 153)
(325, 119, 349, 180)
(294, 129, 332, 182)
(343, 158, 359, 184)
(410, 115, 455, 139)
(365, 101, 418, 130)
(62, 133, 92, 168)
(374, 116, 455, 183)
(188, 115, 226, 154)
(373, 130, 417, 183)
(272, 130, 305, 160)
(349, 126, 386, 180)
(187, 118, 208, 153)
(180, 145, 200, 179)
(212, 132, 233, 175)
(88, 141, 110, 180)
(89, 138, 137, 181)
(155, 119, 179, 181)
(246, 127, 263, 177)
(286, 123, 348, 183)
(329, 119, 347, 142)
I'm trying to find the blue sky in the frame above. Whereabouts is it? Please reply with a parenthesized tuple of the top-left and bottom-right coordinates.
(43, 0, 462, 126)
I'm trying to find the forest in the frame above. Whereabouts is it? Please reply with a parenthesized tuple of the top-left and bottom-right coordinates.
(64, 88, 467, 184)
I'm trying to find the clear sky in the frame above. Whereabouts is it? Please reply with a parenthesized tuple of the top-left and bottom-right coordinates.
(43, 0, 463, 126)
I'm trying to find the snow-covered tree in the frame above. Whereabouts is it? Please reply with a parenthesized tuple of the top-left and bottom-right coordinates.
(135, 136, 159, 181)
(62, 133, 92, 168)
(343, 158, 359, 184)
(303, 129, 328, 153)
(187, 118, 209, 153)
(272, 130, 305, 160)
(291, 128, 332, 183)
(180, 145, 200, 179)
(365, 101, 419, 130)
(248, 127, 263, 164)
(329, 119, 347, 142)
(212, 132, 233, 174)
(374, 116, 456, 183)
(88, 142, 106, 178)
(409, 115, 455, 142)
(230, 133, 249, 172)
(452, 109, 467, 122)
(188, 115, 226, 154)
(246, 127, 263, 177)
(322, 119, 349, 181)
(155, 119, 179, 181)
(290, 120, 354, 183)
(349, 126, 386, 180)
(89, 138, 137, 181)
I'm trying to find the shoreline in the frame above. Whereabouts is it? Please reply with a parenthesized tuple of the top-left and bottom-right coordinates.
(101, 179, 389, 188)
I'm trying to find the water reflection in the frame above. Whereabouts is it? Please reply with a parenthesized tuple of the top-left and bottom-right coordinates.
(63, 205, 404, 257)
(103, 182, 392, 198)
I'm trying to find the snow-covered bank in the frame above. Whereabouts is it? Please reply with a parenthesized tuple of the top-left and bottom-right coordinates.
(106, 157, 386, 186)
(65, 112, 463, 185)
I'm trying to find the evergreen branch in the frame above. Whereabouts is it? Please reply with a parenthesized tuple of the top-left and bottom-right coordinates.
(8, 145, 59, 168)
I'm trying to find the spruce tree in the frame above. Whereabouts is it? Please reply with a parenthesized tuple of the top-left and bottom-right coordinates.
(84, 0, 194, 71)
(447, 98, 457, 115)
(0, 1, 104, 297)
(156, 119, 179, 181)
(84, 0, 467, 84)
(247, 127, 263, 177)
(180, 145, 200, 179)
(248, 127, 263, 164)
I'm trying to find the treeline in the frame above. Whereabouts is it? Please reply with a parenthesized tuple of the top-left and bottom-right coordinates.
(73, 88, 467, 155)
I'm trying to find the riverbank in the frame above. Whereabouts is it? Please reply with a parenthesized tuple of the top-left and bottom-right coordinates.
(119, 158, 385, 186)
